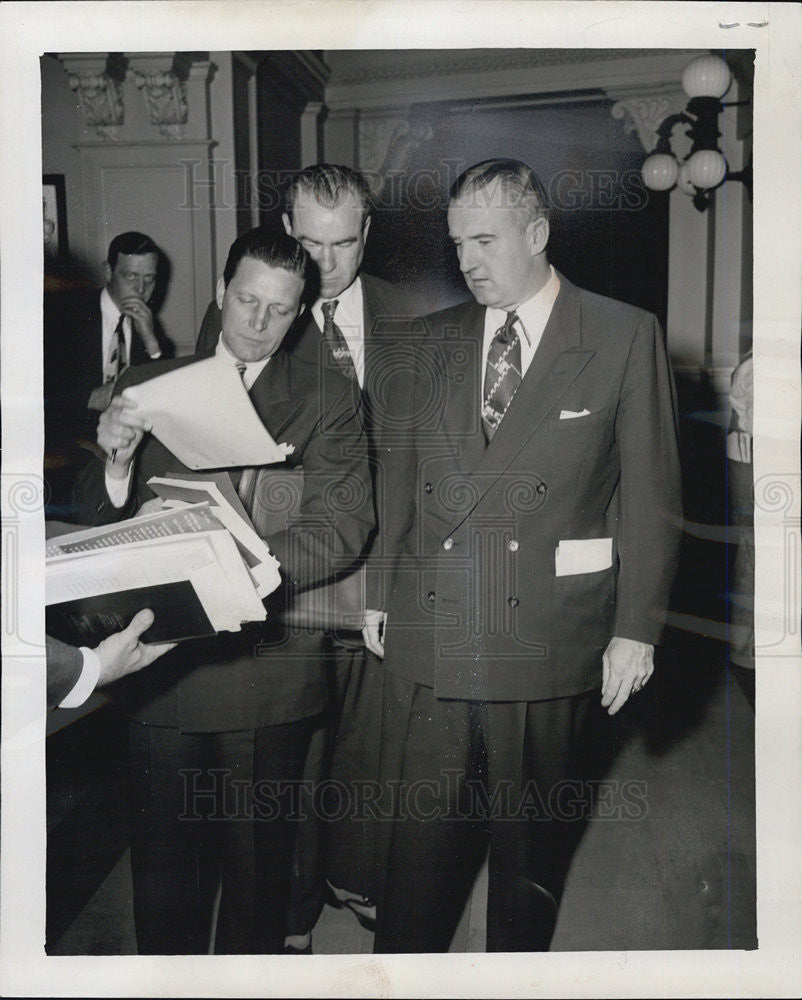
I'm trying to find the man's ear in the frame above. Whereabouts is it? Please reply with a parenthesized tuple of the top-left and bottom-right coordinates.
(528, 216, 550, 257)
(215, 275, 226, 310)
(281, 213, 293, 237)
(103, 261, 113, 285)
(362, 214, 372, 241)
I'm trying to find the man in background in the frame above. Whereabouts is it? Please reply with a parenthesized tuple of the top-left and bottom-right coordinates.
(44, 231, 173, 517)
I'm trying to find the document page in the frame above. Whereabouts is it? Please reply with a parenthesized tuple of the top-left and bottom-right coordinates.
(123, 356, 289, 469)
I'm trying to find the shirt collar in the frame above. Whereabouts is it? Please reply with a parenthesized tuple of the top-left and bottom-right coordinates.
(100, 286, 122, 324)
(314, 274, 362, 318)
(215, 334, 272, 387)
(486, 265, 560, 347)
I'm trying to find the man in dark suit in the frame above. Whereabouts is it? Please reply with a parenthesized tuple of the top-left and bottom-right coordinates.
(196, 164, 423, 949)
(44, 231, 174, 520)
(368, 159, 683, 953)
(72, 229, 373, 954)
(45, 231, 173, 443)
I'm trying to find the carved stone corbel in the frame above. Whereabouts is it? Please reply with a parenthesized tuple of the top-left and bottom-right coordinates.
(610, 93, 686, 154)
(133, 66, 188, 140)
(63, 53, 127, 140)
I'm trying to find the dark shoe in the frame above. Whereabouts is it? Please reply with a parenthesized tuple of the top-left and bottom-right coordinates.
(325, 881, 377, 932)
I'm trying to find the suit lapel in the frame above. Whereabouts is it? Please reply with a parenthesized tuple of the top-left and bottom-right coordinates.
(446, 276, 595, 531)
(441, 302, 487, 474)
(248, 349, 304, 442)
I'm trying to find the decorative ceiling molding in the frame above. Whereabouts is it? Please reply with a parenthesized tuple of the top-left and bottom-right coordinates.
(324, 50, 701, 112)
(59, 53, 127, 140)
(325, 48, 701, 86)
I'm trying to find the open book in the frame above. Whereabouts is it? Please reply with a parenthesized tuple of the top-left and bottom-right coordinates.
(45, 502, 278, 646)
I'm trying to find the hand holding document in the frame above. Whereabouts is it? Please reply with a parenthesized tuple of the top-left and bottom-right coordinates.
(46, 503, 277, 647)
(122, 356, 293, 469)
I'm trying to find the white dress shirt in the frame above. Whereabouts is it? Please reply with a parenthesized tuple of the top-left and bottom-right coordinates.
(311, 276, 365, 388)
(215, 333, 272, 389)
(481, 265, 561, 405)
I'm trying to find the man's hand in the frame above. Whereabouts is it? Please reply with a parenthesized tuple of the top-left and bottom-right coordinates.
(600, 636, 654, 715)
(94, 608, 176, 687)
(119, 295, 161, 357)
(363, 608, 387, 659)
(98, 391, 150, 478)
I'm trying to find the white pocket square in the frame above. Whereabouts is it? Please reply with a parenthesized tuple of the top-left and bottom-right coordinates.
(555, 538, 613, 576)
(559, 408, 591, 420)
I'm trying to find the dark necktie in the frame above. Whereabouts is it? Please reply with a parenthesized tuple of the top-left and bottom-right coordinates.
(107, 314, 128, 382)
(321, 299, 357, 380)
(482, 311, 521, 441)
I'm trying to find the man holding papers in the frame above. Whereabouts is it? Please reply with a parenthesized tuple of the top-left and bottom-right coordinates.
(73, 229, 373, 955)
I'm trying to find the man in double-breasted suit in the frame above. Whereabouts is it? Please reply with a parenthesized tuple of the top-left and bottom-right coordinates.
(72, 229, 373, 954)
(368, 159, 683, 953)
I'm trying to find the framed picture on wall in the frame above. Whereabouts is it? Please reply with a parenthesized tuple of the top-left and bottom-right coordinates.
(42, 173, 67, 262)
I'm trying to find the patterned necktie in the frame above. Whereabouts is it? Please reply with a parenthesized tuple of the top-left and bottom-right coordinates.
(233, 359, 257, 510)
(321, 299, 357, 380)
(482, 311, 521, 441)
(107, 314, 128, 382)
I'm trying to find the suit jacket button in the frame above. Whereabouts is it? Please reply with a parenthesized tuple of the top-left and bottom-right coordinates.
(427, 591, 436, 603)
(508, 596, 519, 608)
(536, 483, 547, 494)
(508, 539, 519, 552)
(424, 482, 433, 494)
(443, 537, 454, 550)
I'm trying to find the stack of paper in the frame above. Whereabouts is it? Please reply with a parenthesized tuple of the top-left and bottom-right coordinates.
(145, 471, 281, 599)
(45, 503, 275, 646)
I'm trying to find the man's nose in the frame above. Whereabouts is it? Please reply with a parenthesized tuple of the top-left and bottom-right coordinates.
(132, 276, 146, 294)
(317, 246, 336, 272)
(251, 304, 269, 331)
(457, 245, 476, 273)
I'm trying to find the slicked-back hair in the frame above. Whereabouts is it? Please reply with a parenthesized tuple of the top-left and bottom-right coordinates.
(449, 159, 550, 228)
(223, 228, 308, 288)
(107, 231, 160, 269)
(285, 163, 373, 224)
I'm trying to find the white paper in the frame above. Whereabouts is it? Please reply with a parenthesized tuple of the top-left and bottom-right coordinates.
(559, 408, 591, 419)
(123, 356, 288, 469)
(147, 476, 282, 599)
(555, 537, 613, 576)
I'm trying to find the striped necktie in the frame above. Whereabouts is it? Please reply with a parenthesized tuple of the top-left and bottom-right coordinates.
(107, 314, 128, 382)
(482, 311, 521, 441)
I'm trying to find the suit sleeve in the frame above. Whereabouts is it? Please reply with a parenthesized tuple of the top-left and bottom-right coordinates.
(46, 636, 85, 711)
(612, 314, 683, 644)
(267, 377, 374, 593)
